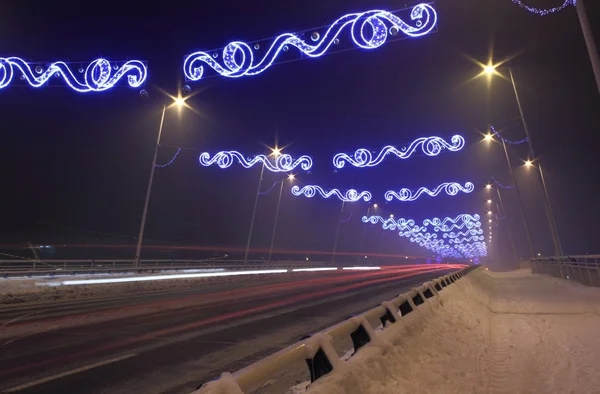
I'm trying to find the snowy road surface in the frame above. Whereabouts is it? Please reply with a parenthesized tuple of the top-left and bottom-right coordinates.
(0, 265, 455, 393)
(301, 269, 600, 394)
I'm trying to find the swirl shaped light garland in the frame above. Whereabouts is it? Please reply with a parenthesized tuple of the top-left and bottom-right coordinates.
(199, 151, 312, 172)
(442, 229, 484, 238)
(454, 242, 487, 258)
(183, 4, 437, 82)
(0, 57, 147, 92)
(291, 185, 372, 202)
(490, 126, 528, 145)
(448, 235, 485, 244)
(385, 181, 475, 202)
(423, 214, 480, 227)
(511, 0, 574, 15)
(435, 221, 482, 232)
(333, 135, 464, 169)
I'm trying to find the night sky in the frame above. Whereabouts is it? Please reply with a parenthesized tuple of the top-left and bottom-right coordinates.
(1, 0, 599, 263)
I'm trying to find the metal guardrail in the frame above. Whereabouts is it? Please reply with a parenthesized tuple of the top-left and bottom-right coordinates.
(531, 255, 600, 287)
(0, 259, 334, 278)
(192, 265, 477, 393)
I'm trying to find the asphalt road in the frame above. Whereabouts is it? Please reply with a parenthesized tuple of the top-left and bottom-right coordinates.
(0, 265, 457, 394)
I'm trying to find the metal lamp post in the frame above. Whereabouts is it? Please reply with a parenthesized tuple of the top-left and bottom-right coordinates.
(268, 174, 294, 262)
(134, 98, 185, 268)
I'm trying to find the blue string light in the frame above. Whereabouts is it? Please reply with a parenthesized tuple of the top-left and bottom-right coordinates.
(0, 57, 147, 92)
(510, 0, 575, 15)
(448, 235, 485, 244)
(491, 177, 515, 189)
(423, 214, 480, 227)
(454, 242, 487, 258)
(155, 148, 182, 168)
(183, 4, 437, 82)
(333, 135, 465, 169)
(199, 151, 312, 172)
(258, 182, 278, 196)
(490, 126, 528, 145)
(291, 185, 372, 202)
(442, 229, 483, 238)
(385, 182, 475, 202)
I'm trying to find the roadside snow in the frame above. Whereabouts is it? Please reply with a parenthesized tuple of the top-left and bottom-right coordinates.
(292, 269, 600, 394)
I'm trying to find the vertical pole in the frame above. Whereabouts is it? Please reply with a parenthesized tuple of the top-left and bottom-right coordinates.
(575, 0, 600, 94)
(358, 205, 371, 263)
(244, 162, 265, 263)
(134, 105, 167, 268)
(496, 188, 519, 264)
(332, 200, 345, 263)
(501, 138, 536, 258)
(268, 179, 285, 262)
(509, 67, 563, 257)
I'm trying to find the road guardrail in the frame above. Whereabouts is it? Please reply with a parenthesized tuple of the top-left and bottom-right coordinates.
(531, 255, 600, 287)
(192, 265, 477, 393)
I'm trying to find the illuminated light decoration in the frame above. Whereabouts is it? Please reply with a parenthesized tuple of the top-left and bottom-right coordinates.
(342, 266, 381, 270)
(510, 0, 574, 15)
(362, 215, 424, 232)
(490, 126, 528, 145)
(442, 229, 484, 238)
(155, 148, 182, 168)
(454, 242, 487, 258)
(291, 185, 372, 202)
(398, 226, 427, 237)
(183, 4, 437, 82)
(491, 177, 515, 189)
(45, 269, 289, 286)
(434, 221, 482, 232)
(423, 214, 480, 227)
(333, 135, 464, 169)
(199, 151, 312, 172)
(0, 57, 147, 92)
(292, 267, 338, 272)
(258, 182, 278, 196)
(385, 181, 475, 202)
(448, 236, 485, 244)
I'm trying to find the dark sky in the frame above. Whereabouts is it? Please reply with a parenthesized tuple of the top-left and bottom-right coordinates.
(1, 0, 599, 262)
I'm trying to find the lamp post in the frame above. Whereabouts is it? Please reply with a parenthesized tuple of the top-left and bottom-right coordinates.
(331, 200, 346, 263)
(494, 189, 519, 263)
(508, 67, 563, 257)
(358, 203, 377, 263)
(575, 0, 600, 94)
(268, 174, 294, 262)
(134, 96, 186, 268)
(244, 148, 281, 263)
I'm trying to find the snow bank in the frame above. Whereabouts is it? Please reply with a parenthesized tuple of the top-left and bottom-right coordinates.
(302, 268, 600, 394)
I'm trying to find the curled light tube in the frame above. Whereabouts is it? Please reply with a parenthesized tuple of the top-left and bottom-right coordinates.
(385, 182, 475, 202)
(443, 229, 484, 238)
(342, 266, 381, 270)
(490, 126, 528, 145)
(45, 269, 289, 286)
(183, 4, 437, 81)
(292, 185, 372, 202)
(510, 0, 574, 15)
(199, 151, 312, 172)
(448, 236, 485, 244)
(423, 214, 480, 227)
(0, 57, 147, 92)
(333, 135, 464, 168)
(156, 148, 182, 168)
(292, 267, 338, 272)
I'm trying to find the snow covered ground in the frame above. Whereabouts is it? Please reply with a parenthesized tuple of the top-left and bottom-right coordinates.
(199, 269, 600, 394)
(293, 269, 600, 394)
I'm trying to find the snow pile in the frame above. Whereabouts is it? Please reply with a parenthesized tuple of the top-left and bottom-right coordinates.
(302, 269, 600, 394)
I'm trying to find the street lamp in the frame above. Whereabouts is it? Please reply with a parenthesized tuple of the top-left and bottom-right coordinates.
(134, 94, 188, 267)
(524, 159, 533, 167)
(267, 173, 295, 262)
(358, 202, 378, 262)
(487, 199, 492, 204)
(479, 60, 562, 257)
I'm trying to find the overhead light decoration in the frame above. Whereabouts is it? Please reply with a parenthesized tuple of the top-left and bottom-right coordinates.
(448, 235, 485, 244)
(183, 4, 437, 82)
(199, 151, 312, 172)
(333, 135, 464, 169)
(385, 181, 475, 202)
(292, 185, 372, 202)
(442, 229, 484, 238)
(489, 126, 528, 145)
(0, 57, 147, 92)
(423, 214, 480, 227)
(510, 0, 574, 15)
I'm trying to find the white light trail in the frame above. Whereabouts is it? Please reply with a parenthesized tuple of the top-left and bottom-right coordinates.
(342, 266, 381, 270)
(44, 269, 289, 286)
(292, 267, 338, 272)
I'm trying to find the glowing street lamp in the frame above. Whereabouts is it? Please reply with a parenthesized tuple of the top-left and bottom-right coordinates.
(134, 92, 189, 267)
(484, 133, 494, 142)
(487, 211, 492, 215)
(487, 199, 492, 204)
(486, 184, 492, 190)
(524, 159, 533, 167)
